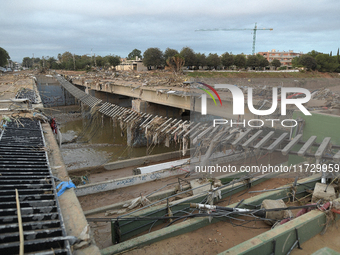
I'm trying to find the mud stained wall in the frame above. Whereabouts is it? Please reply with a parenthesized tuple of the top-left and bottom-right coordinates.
(36, 76, 76, 107)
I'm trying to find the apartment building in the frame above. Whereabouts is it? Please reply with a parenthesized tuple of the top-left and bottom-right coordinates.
(257, 49, 302, 66)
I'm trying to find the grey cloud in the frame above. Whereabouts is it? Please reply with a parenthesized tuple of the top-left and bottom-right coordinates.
(1, 0, 340, 62)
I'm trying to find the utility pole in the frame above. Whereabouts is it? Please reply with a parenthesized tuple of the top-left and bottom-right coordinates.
(73, 54, 76, 70)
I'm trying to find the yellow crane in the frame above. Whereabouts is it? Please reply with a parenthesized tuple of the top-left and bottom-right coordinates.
(195, 22, 273, 55)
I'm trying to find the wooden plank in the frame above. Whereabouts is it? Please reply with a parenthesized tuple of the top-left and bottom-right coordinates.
(242, 130, 263, 149)
(281, 134, 303, 155)
(315, 137, 331, 159)
(231, 129, 252, 146)
(253, 131, 275, 151)
(297, 136, 317, 157)
(266, 133, 288, 153)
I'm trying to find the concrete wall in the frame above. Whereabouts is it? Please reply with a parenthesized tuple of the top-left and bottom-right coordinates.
(36, 75, 76, 107)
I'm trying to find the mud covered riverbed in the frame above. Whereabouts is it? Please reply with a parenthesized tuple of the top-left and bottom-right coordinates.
(45, 105, 179, 170)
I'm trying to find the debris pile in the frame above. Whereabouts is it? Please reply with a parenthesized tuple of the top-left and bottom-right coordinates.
(311, 88, 340, 108)
(15, 87, 38, 103)
(69, 70, 188, 89)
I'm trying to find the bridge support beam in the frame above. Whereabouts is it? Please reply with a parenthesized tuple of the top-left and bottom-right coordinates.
(132, 99, 185, 119)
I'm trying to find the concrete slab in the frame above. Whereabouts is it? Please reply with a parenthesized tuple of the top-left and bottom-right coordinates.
(261, 199, 290, 226)
(312, 182, 337, 202)
(190, 179, 211, 196)
(103, 150, 190, 171)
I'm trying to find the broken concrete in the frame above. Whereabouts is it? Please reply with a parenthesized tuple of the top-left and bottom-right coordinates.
(261, 199, 291, 226)
(312, 182, 337, 202)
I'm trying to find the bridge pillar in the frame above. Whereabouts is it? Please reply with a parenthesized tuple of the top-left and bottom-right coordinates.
(127, 124, 132, 146)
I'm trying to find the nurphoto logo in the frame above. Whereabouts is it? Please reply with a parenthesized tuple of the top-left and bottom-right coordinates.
(199, 84, 312, 128)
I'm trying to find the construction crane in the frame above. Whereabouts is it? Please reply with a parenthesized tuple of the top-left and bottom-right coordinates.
(195, 23, 273, 55)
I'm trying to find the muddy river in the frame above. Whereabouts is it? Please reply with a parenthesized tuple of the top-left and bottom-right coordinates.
(44, 105, 179, 170)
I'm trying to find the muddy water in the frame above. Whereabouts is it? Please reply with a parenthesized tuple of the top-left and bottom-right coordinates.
(53, 106, 179, 170)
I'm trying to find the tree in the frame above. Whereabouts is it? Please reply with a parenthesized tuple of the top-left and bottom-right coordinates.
(291, 56, 301, 68)
(60, 52, 73, 70)
(246, 55, 260, 69)
(95, 55, 104, 67)
(22, 57, 32, 68)
(79, 55, 92, 69)
(315, 54, 338, 72)
(61, 51, 73, 63)
(299, 55, 317, 70)
(180, 47, 196, 68)
(257, 54, 269, 69)
(46, 57, 57, 69)
(194, 53, 206, 70)
(128, 49, 142, 60)
(271, 59, 281, 70)
(142, 48, 164, 69)
(166, 54, 185, 73)
(307, 50, 320, 58)
(337, 48, 339, 63)
(164, 48, 179, 64)
(0, 47, 10, 67)
(206, 53, 221, 70)
(107, 55, 121, 68)
(221, 52, 234, 69)
(234, 54, 246, 69)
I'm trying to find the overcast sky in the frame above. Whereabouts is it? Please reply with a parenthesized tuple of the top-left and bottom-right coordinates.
(1, 0, 340, 62)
